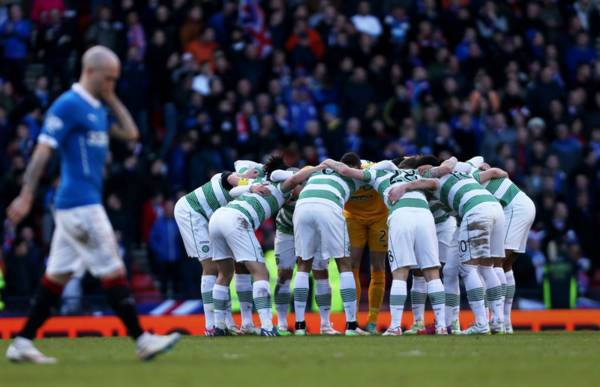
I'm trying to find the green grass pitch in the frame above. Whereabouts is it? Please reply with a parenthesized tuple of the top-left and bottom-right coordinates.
(1, 333, 599, 387)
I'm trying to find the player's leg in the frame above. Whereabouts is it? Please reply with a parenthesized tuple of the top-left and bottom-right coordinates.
(502, 196, 535, 333)
(6, 206, 82, 363)
(226, 214, 274, 336)
(459, 259, 490, 334)
(324, 210, 364, 335)
(382, 212, 413, 336)
(6, 271, 70, 364)
(292, 205, 318, 335)
(457, 211, 490, 335)
(423, 268, 446, 334)
(313, 259, 340, 335)
(416, 214, 445, 334)
(365, 216, 387, 333)
(200, 259, 218, 336)
(347, 217, 367, 306)
(274, 232, 295, 335)
(213, 258, 235, 335)
(86, 206, 180, 359)
(234, 263, 256, 334)
(463, 206, 504, 330)
(293, 258, 313, 335)
(275, 268, 293, 334)
(489, 206, 507, 334)
(383, 266, 409, 336)
(442, 256, 461, 332)
(437, 217, 461, 332)
(503, 251, 518, 333)
(405, 270, 426, 334)
(244, 260, 276, 336)
(173, 198, 216, 335)
(208, 209, 237, 335)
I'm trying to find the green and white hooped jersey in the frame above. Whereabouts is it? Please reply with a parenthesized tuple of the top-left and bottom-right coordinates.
(226, 180, 289, 230)
(275, 196, 296, 235)
(430, 170, 498, 218)
(297, 168, 363, 209)
(185, 173, 233, 219)
(363, 168, 430, 214)
(428, 198, 452, 224)
(472, 170, 522, 208)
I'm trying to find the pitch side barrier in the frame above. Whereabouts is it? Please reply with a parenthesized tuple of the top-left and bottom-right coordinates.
(1, 310, 599, 339)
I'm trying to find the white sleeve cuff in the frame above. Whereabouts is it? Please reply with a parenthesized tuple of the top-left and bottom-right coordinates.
(37, 134, 58, 148)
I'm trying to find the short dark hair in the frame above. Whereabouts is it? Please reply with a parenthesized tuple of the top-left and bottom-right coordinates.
(340, 152, 361, 167)
(397, 157, 417, 168)
(264, 153, 287, 178)
(413, 155, 441, 167)
(392, 156, 407, 166)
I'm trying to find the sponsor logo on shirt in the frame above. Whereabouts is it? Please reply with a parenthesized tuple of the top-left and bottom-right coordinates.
(87, 131, 108, 146)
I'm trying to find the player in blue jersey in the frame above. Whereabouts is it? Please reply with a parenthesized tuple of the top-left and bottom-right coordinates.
(5, 46, 180, 364)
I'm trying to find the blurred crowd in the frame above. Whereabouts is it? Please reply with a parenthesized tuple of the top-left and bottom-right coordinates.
(1, 0, 599, 305)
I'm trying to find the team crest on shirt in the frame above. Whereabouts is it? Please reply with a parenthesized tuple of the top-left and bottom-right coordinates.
(44, 114, 64, 133)
(201, 245, 209, 253)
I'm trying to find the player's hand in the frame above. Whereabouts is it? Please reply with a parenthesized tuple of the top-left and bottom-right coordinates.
(388, 187, 407, 204)
(251, 184, 271, 196)
(417, 165, 432, 176)
(100, 89, 120, 106)
(321, 159, 335, 168)
(7, 192, 33, 225)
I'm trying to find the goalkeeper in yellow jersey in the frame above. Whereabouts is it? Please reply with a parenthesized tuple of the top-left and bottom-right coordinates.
(343, 160, 389, 334)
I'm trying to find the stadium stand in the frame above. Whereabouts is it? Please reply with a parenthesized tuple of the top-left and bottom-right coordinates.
(0, 0, 599, 313)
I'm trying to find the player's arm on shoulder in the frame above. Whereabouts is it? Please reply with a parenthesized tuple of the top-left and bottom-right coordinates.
(106, 94, 139, 141)
(321, 159, 365, 180)
(7, 143, 54, 224)
(270, 169, 294, 182)
(229, 184, 252, 198)
(478, 167, 508, 183)
(426, 156, 457, 178)
(371, 160, 398, 171)
(281, 165, 324, 192)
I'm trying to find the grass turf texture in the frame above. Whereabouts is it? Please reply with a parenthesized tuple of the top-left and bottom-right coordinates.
(1, 333, 598, 387)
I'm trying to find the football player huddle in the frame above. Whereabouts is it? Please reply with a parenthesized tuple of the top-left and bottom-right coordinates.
(175, 152, 535, 336)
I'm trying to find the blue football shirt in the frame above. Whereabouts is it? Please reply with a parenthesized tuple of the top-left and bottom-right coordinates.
(38, 84, 110, 209)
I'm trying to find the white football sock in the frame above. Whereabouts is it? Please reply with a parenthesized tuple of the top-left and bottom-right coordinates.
(253, 280, 273, 330)
(340, 272, 357, 323)
(505, 270, 516, 325)
(410, 275, 426, 323)
(212, 284, 229, 330)
(427, 279, 446, 329)
(293, 271, 309, 323)
(442, 262, 460, 326)
(462, 264, 487, 326)
(235, 274, 254, 327)
(274, 279, 291, 330)
(315, 279, 332, 327)
(390, 280, 407, 328)
(479, 266, 504, 325)
(201, 275, 216, 330)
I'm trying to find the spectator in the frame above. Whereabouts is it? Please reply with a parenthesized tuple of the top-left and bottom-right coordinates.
(149, 199, 182, 297)
(85, 6, 123, 54)
(0, 4, 32, 91)
(285, 19, 325, 70)
(126, 11, 146, 60)
(186, 27, 218, 67)
(351, 1, 382, 38)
